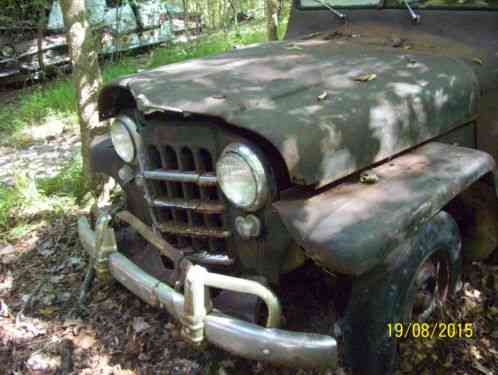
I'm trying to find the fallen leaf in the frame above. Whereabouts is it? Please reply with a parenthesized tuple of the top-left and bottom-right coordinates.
(304, 32, 321, 39)
(211, 94, 226, 99)
(0, 244, 17, 264)
(285, 44, 303, 51)
(26, 352, 61, 373)
(39, 307, 58, 317)
(360, 171, 379, 184)
(352, 73, 377, 82)
(133, 316, 151, 333)
(317, 91, 328, 101)
(391, 37, 403, 48)
(0, 299, 11, 317)
(50, 275, 64, 284)
(405, 56, 417, 65)
(73, 332, 96, 349)
(472, 57, 483, 65)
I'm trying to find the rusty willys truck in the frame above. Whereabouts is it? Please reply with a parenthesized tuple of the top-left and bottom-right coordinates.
(78, 0, 498, 373)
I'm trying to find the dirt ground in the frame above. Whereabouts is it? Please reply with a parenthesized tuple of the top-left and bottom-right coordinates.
(0, 88, 497, 375)
(0, 215, 497, 375)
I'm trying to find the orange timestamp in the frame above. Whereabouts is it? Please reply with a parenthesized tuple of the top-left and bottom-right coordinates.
(387, 322, 474, 339)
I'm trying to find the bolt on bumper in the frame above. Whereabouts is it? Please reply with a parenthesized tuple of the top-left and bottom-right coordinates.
(78, 213, 338, 369)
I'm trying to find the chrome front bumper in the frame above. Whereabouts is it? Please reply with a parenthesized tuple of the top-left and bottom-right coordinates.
(78, 213, 338, 369)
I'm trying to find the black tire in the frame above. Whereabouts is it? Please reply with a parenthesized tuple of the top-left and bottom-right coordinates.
(344, 211, 462, 375)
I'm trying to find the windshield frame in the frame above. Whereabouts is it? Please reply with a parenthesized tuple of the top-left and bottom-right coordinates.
(297, 0, 498, 11)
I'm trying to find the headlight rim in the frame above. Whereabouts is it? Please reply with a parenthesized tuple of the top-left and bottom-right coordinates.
(110, 115, 139, 164)
(217, 142, 269, 212)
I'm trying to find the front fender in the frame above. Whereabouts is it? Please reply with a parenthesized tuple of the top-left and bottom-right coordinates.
(273, 142, 496, 276)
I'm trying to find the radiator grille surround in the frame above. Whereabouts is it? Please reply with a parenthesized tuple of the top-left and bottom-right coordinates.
(142, 138, 230, 257)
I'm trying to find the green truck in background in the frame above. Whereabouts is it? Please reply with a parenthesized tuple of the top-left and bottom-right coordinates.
(0, 0, 200, 85)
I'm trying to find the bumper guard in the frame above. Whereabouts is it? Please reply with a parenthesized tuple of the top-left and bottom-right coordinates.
(78, 212, 338, 369)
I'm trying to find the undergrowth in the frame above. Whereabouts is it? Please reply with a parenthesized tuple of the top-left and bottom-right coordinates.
(0, 20, 286, 242)
(0, 158, 83, 242)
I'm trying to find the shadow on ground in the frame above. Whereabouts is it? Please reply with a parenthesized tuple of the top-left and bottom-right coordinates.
(0, 214, 497, 375)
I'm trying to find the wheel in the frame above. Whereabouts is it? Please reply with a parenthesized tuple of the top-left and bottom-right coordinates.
(344, 211, 462, 375)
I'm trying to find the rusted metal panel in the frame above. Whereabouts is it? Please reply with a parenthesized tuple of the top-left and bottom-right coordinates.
(99, 39, 479, 188)
(152, 197, 225, 214)
(285, 6, 498, 162)
(273, 142, 495, 276)
(158, 222, 231, 239)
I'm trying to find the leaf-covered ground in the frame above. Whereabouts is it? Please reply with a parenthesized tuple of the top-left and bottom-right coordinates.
(0, 210, 497, 375)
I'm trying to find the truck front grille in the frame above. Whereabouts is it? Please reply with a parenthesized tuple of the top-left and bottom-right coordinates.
(143, 143, 230, 256)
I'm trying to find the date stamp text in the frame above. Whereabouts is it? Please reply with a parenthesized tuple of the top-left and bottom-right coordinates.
(387, 322, 474, 339)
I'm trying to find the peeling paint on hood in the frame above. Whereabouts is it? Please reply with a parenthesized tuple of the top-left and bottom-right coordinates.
(99, 39, 479, 187)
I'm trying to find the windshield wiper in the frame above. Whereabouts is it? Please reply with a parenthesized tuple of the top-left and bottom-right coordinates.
(401, 0, 421, 23)
(314, 0, 347, 21)
(378, 0, 420, 23)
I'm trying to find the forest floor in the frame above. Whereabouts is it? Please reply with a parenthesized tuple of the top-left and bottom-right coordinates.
(0, 23, 497, 375)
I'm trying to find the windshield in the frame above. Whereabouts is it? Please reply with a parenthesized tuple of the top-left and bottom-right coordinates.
(300, 0, 498, 8)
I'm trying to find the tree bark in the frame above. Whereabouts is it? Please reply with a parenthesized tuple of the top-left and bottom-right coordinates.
(36, 8, 45, 79)
(60, 0, 104, 193)
(265, 0, 279, 41)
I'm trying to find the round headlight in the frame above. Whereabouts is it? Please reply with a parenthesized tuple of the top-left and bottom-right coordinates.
(110, 116, 138, 163)
(216, 143, 268, 211)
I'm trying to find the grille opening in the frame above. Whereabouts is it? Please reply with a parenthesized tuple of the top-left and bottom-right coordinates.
(158, 181, 169, 194)
(144, 138, 229, 259)
(191, 212, 204, 226)
(158, 208, 173, 221)
(199, 148, 214, 172)
(183, 182, 200, 199)
(209, 238, 225, 253)
(168, 182, 183, 198)
(161, 256, 174, 269)
(177, 235, 192, 249)
(161, 146, 178, 170)
(165, 234, 178, 246)
(147, 146, 161, 169)
(205, 214, 223, 228)
(192, 238, 204, 251)
(206, 186, 219, 201)
(176, 209, 189, 224)
(193, 238, 209, 251)
(180, 147, 195, 171)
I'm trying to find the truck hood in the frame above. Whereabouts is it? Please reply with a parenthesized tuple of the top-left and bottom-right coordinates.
(100, 39, 479, 187)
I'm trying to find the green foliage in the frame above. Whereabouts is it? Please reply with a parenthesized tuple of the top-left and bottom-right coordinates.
(148, 21, 267, 68)
(0, 185, 21, 233)
(38, 157, 84, 199)
(0, 158, 83, 241)
(0, 20, 276, 240)
(0, 20, 271, 149)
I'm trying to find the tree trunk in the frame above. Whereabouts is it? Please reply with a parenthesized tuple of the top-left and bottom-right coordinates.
(60, 0, 104, 193)
(36, 8, 45, 80)
(265, 0, 278, 41)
